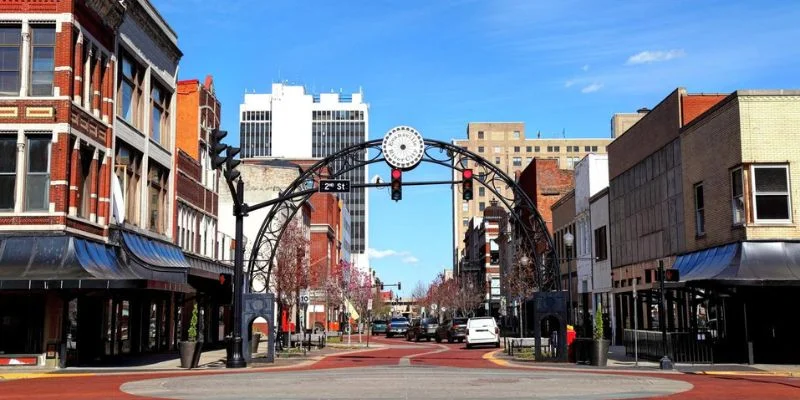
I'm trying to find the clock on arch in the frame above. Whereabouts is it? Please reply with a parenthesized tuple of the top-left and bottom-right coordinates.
(381, 126, 425, 170)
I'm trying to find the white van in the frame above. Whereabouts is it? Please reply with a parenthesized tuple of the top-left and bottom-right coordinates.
(465, 316, 500, 349)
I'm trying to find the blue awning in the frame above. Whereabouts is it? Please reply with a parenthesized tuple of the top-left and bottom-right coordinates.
(674, 242, 800, 286)
(121, 232, 189, 269)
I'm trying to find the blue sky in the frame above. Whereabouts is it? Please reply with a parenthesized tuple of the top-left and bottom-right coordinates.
(153, 0, 800, 296)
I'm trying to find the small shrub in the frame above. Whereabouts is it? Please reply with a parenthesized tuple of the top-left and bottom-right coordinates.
(188, 304, 198, 342)
(593, 305, 604, 341)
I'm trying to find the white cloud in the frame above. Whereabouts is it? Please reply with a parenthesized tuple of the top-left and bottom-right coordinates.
(581, 83, 603, 93)
(564, 79, 576, 87)
(626, 49, 686, 65)
(582, 64, 590, 71)
(368, 248, 419, 264)
(367, 248, 400, 259)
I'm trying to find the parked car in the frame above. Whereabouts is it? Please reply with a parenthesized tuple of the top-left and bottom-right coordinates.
(371, 320, 388, 335)
(406, 317, 439, 342)
(435, 317, 468, 343)
(386, 317, 409, 338)
(465, 316, 500, 349)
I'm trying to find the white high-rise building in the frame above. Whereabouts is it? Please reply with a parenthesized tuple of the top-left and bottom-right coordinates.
(239, 83, 370, 270)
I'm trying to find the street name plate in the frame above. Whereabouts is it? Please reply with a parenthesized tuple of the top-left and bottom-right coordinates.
(319, 179, 350, 193)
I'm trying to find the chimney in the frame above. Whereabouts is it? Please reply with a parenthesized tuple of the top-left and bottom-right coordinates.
(637, 107, 651, 114)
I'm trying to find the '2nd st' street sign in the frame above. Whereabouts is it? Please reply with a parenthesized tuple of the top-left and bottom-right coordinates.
(319, 179, 350, 193)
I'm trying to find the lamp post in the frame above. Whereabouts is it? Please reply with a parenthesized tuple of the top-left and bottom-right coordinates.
(518, 255, 530, 338)
(563, 231, 575, 326)
(658, 260, 674, 370)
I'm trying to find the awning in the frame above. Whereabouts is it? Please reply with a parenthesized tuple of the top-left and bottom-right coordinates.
(675, 242, 800, 286)
(121, 232, 190, 270)
(185, 253, 233, 281)
(0, 234, 188, 290)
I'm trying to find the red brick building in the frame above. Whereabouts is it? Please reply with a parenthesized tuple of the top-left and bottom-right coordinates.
(308, 192, 343, 330)
(517, 158, 575, 234)
(0, 0, 228, 368)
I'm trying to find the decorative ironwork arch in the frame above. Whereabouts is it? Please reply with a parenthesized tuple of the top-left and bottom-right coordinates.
(246, 137, 561, 297)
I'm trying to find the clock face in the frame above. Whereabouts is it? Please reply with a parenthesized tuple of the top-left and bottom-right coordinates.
(251, 274, 267, 293)
(382, 126, 425, 170)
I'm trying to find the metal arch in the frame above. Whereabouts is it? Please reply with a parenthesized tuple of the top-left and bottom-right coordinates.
(246, 138, 561, 294)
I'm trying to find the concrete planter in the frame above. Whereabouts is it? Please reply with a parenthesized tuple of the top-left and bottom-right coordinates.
(590, 339, 610, 366)
(179, 341, 200, 369)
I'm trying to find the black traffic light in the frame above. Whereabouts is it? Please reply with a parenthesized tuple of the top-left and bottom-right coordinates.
(397, 282, 401, 291)
(462, 169, 473, 201)
(380, 283, 384, 290)
(224, 146, 241, 182)
(657, 269, 680, 282)
(210, 129, 228, 170)
(390, 168, 402, 201)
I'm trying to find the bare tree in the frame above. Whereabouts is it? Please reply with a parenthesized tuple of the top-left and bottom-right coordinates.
(411, 281, 430, 317)
(452, 274, 484, 317)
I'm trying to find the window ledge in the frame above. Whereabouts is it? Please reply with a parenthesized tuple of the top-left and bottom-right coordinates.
(748, 222, 795, 227)
(0, 211, 64, 217)
(115, 116, 146, 138)
(149, 138, 172, 155)
(67, 215, 107, 229)
(695, 233, 706, 240)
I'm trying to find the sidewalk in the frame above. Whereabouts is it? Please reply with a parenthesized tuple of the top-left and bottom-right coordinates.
(0, 340, 344, 380)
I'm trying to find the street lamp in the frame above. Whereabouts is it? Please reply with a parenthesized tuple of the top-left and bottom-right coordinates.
(518, 255, 530, 338)
(563, 231, 574, 326)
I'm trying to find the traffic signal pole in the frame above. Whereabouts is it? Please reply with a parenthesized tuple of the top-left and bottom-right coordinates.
(227, 178, 247, 368)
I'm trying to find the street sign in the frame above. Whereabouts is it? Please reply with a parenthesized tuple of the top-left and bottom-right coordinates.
(431, 303, 438, 311)
(367, 299, 373, 311)
(319, 179, 350, 193)
(299, 289, 310, 305)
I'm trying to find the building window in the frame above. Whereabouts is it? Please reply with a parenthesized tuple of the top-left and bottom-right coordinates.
(526, 146, 532, 152)
(585, 146, 591, 152)
(512, 130, 520, 139)
(534, 146, 540, 152)
(462, 201, 468, 212)
(512, 157, 522, 166)
(25, 135, 50, 210)
(148, 161, 168, 234)
(594, 226, 607, 261)
(495, 157, 501, 164)
(477, 146, 484, 153)
(0, 134, 16, 209)
(479, 202, 485, 211)
(526, 157, 532, 165)
(554, 146, 560, 152)
(514, 146, 520, 153)
(462, 218, 468, 227)
(592, 146, 598, 152)
(494, 146, 500, 153)
(115, 142, 142, 226)
(752, 165, 791, 222)
(547, 146, 553, 152)
(694, 183, 705, 236)
(118, 52, 143, 128)
(151, 81, 170, 147)
(731, 167, 744, 225)
(566, 146, 572, 153)
(0, 26, 21, 96)
(478, 187, 485, 197)
(30, 25, 55, 96)
(477, 131, 484, 139)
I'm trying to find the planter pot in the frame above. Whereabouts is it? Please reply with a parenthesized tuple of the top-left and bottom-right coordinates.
(179, 341, 198, 369)
(590, 339, 610, 366)
(251, 333, 262, 354)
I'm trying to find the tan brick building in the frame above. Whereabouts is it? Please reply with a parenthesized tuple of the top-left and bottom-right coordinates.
(675, 90, 800, 363)
(452, 122, 613, 268)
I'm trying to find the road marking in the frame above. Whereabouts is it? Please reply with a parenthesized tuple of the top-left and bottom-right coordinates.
(399, 343, 449, 366)
(483, 349, 682, 375)
(0, 372, 95, 381)
(693, 370, 800, 378)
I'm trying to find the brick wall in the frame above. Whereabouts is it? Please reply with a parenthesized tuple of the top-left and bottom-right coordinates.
(176, 80, 199, 160)
(739, 93, 800, 240)
(518, 158, 574, 234)
(681, 94, 745, 252)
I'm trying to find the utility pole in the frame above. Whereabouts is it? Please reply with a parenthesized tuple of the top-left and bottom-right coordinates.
(658, 260, 673, 370)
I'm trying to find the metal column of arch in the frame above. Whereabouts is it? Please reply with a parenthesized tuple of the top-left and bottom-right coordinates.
(242, 128, 566, 361)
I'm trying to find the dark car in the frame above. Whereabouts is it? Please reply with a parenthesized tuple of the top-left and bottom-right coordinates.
(406, 317, 439, 342)
(371, 320, 388, 335)
(435, 317, 468, 343)
(386, 317, 409, 338)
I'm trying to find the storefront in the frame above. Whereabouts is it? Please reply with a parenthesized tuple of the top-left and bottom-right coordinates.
(0, 230, 232, 367)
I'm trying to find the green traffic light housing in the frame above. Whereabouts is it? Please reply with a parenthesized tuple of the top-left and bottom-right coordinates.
(462, 168, 473, 201)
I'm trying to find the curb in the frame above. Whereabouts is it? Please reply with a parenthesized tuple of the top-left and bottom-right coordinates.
(0, 347, 382, 381)
(689, 370, 800, 378)
(483, 350, 682, 375)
